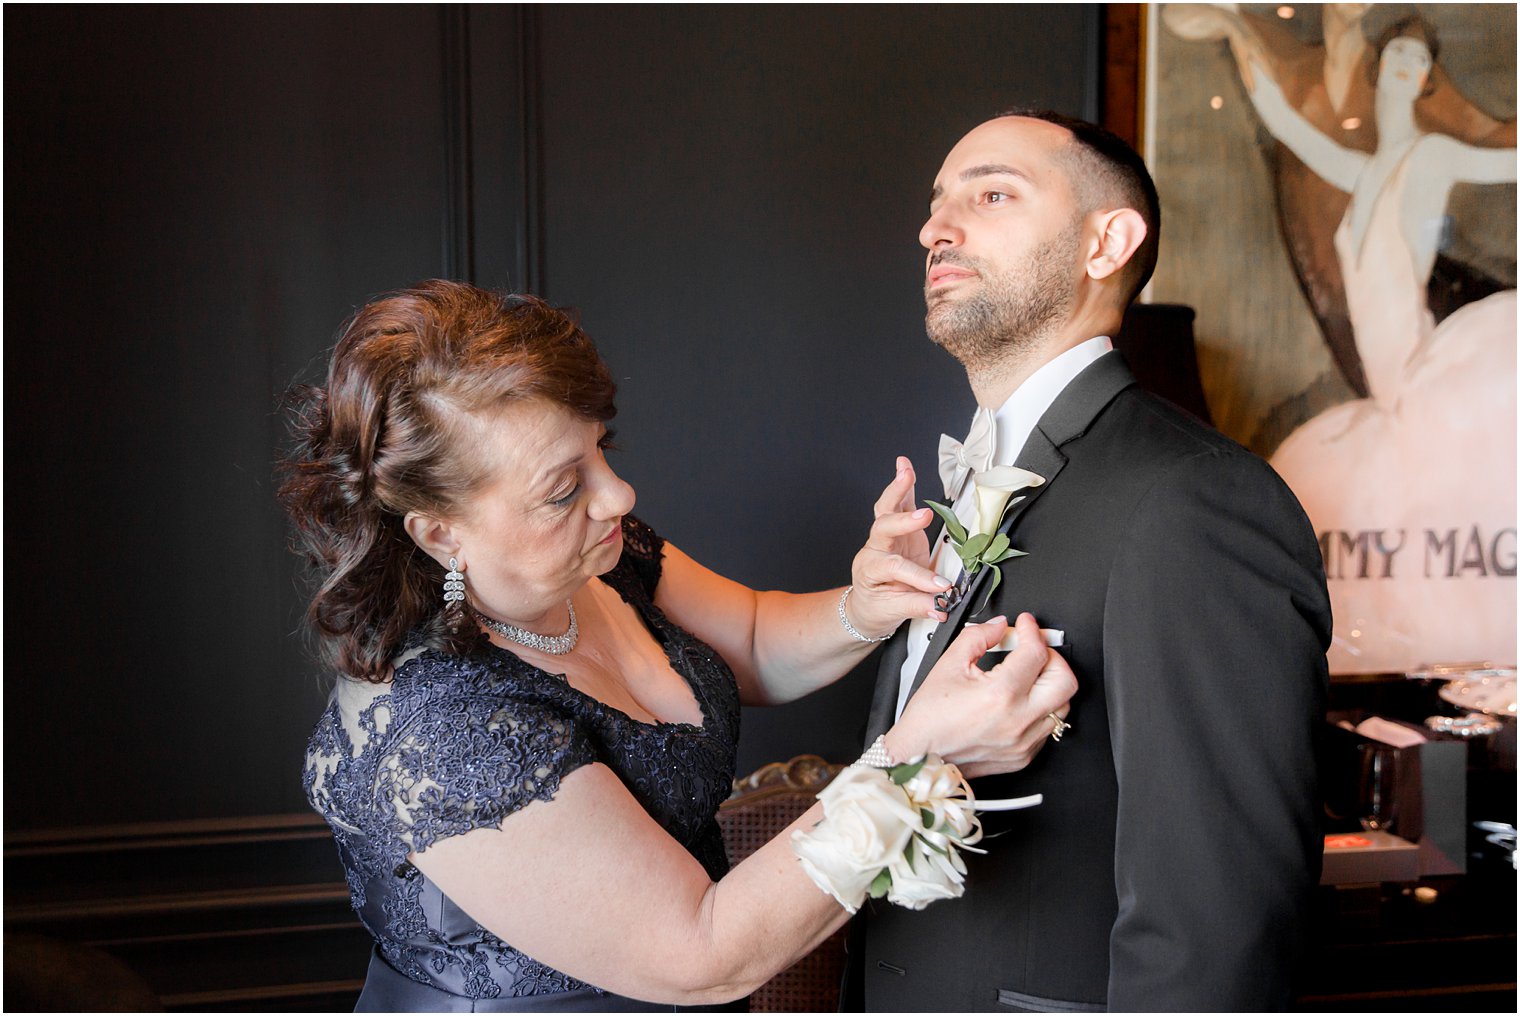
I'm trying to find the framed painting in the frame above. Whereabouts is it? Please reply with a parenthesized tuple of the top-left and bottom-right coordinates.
(1136, 4, 1516, 673)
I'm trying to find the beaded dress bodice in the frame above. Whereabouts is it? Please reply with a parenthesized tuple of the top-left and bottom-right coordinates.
(303, 517, 741, 1003)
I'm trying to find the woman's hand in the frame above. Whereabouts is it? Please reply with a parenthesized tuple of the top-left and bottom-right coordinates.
(655, 459, 953, 707)
(886, 613, 1077, 779)
(844, 457, 952, 639)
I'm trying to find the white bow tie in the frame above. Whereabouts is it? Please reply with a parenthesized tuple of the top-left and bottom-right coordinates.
(938, 407, 996, 500)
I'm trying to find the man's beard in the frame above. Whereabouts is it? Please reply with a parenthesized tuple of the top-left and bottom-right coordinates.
(924, 224, 1080, 370)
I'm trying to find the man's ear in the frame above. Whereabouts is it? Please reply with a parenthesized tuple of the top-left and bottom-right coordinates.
(404, 511, 462, 568)
(1085, 208, 1148, 283)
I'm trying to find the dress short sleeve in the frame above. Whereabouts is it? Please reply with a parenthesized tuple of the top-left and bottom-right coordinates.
(373, 678, 597, 855)
(619, 515, 665, 598)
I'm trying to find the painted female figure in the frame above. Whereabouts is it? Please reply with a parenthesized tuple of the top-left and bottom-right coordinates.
(1245, 17, 1516, 671)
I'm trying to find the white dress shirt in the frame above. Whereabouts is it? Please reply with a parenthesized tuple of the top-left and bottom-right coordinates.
(895, 337, 1114, 720)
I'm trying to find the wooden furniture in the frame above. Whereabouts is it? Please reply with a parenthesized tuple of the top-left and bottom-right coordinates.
(716, 755, 845, 1013)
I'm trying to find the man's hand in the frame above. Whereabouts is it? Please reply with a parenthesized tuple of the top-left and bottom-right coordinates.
(887, 613, 1077, 778)
(845, 456, 951, 638)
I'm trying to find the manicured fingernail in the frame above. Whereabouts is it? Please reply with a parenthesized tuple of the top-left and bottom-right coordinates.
(916, 508, 932, 519)
(988, 615, 1007, 624)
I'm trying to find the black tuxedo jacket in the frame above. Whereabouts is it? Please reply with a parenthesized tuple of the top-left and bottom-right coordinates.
(858, 353, 1331, 1012)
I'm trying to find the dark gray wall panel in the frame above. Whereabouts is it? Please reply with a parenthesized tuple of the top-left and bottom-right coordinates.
(534, 5, 1098, 772)
(4, 6, 468, 827)
(4, 4, 1098, 828)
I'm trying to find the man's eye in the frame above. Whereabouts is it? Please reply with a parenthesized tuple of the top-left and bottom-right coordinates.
(984, 191, 1009, 204)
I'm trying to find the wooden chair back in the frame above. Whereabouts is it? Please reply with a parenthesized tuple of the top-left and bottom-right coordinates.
(717, 755, 847, 1013)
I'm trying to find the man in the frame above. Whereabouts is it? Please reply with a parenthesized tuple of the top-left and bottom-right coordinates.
(858, 112, 1331, 1011)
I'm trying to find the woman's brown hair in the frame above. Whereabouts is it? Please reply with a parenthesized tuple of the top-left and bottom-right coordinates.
(277, 281, 616, 682)
(1368, 15, 1441, 94)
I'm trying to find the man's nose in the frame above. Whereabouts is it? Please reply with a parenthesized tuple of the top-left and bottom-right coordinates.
(919, 206, 962, 250)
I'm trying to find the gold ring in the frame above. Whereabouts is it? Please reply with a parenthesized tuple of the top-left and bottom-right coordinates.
(1047, 712, 1072, 742)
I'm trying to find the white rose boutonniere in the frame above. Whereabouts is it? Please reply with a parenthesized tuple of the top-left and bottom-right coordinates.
(791, 755, 1043, 913)
(926, 465, 1045, 614)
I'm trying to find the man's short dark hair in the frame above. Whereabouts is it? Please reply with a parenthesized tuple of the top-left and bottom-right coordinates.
(997, 109, 1161, 306)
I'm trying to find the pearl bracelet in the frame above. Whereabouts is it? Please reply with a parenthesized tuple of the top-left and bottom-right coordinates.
(837, 586, 893, 643)
(853, 734, 899, 768)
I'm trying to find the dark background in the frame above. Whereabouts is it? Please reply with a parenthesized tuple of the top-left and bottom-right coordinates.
(8, 9, 1514, 1012)
(5, 3, 1096, 829)
(2, 9, 1106, 997)
(4, 3, 1097, 1006)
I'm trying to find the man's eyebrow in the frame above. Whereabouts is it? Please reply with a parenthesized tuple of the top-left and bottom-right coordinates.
(930, 164, 1032, 204)
(960, 163, 1030, 184)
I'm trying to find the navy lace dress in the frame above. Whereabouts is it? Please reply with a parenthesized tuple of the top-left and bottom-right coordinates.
(304, 518, 742, 1012)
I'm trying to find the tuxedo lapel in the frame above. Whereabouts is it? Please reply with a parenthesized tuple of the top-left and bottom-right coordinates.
(906, 431, 1067, 698)
(1034, 349, 1137, 447)
(864, 626, 913, 744)
(902, 352, 1138, 703)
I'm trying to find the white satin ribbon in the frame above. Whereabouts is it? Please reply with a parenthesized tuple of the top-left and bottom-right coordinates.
(974, 794, 1045, 811)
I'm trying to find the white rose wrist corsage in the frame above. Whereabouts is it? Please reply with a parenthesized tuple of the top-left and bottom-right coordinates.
(791, 754, 1042, 912)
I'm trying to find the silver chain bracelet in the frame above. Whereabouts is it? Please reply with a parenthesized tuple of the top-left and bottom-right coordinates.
(838, 586, 893, 643)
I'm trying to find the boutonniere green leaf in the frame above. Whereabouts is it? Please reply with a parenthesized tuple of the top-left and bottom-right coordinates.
(924, 466, 1044, 614)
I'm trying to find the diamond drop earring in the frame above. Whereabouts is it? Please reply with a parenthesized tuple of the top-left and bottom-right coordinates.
(443, 557, 466, 607)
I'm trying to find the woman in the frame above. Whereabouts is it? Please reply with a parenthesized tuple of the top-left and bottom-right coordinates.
(280, 281, 1076, 1011)
(1244, 18, 1516, 670)
(1245, 16, 1515, 405)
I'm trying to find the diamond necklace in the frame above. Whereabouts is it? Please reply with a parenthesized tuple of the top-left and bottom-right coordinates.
(471, 601, 579, 655)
